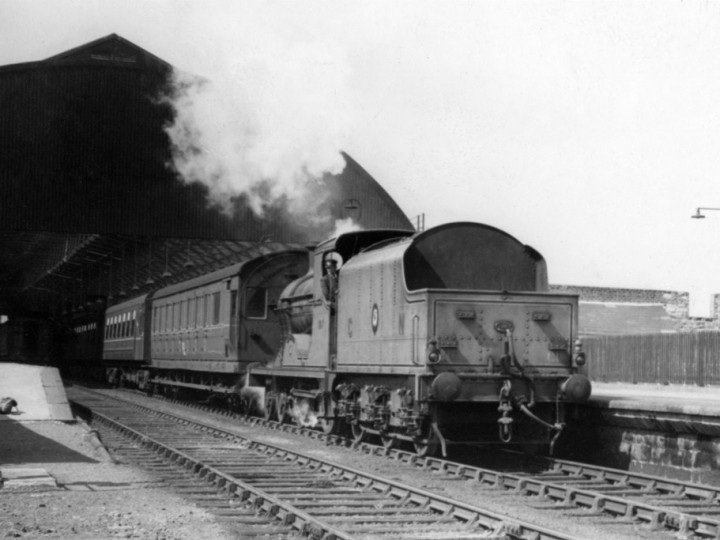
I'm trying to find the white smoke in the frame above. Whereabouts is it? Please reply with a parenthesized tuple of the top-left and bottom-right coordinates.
(332, 217, 363, 237)
(163, 37, 355, 217)
(291, 399, 318, 428)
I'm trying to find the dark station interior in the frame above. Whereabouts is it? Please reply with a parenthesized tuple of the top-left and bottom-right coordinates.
(0, 34, 413, 361)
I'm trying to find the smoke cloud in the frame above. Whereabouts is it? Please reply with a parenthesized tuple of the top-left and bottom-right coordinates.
(162, 35, 356, 218)
(332, 217, 363, 237)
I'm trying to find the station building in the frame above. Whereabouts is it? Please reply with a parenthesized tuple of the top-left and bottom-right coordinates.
(0, 34, 413, 318)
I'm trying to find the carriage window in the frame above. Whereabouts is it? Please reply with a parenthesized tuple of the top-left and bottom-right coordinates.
(212, 292, 221, 325)
(246, 287, 267, 319)
(198, 296, 206, 327)
(180, 300, 187, 329)
(189, 298, 197, 328)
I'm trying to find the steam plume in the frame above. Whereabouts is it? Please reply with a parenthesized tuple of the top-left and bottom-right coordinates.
(332, 217, 363, 237)
(163, 38, 355, 218)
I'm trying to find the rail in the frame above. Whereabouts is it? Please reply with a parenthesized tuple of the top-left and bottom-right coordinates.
(69, 386, 579, 540)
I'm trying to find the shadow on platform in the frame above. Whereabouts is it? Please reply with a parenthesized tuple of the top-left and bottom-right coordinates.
(0, 419, 97, 464)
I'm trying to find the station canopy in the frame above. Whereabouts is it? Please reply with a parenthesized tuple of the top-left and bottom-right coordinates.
(0, 34, 413, 317)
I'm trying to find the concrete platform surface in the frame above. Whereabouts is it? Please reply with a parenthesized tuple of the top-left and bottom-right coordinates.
(590, 382, 720, 416)
(0, 363, 73, 421)
(1, 467, 57, 488)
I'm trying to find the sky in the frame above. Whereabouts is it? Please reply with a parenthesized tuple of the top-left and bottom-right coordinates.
(2, 0, 720, 315)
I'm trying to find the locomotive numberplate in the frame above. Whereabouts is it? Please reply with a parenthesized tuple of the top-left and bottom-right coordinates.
(532, 311, 552, 321)
(455, 310, 476, 320)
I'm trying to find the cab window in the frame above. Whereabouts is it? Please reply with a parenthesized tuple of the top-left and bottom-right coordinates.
(246, 287, 267, 319)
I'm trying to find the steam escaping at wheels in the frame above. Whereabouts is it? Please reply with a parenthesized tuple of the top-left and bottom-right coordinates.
(237, 385, 266, 416)
(291, 398, 319, 428)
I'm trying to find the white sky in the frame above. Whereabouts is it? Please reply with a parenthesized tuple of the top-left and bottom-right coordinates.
(2, 0, 720, 314)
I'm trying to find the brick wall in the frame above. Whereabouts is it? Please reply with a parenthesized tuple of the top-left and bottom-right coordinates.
(550, 284, 720, 332)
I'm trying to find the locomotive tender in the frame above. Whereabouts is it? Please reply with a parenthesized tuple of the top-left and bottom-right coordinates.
(100, 222, 591, 456)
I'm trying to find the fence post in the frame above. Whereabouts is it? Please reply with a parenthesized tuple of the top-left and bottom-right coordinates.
(696, 332, 705, 387)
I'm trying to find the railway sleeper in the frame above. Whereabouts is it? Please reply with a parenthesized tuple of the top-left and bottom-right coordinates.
(304, 507, 436, 516)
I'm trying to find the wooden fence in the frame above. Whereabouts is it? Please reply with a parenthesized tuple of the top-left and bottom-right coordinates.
(583, 332, 720, 386)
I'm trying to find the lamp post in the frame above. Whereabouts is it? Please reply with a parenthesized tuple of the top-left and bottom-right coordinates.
(691, 207, 720, 219)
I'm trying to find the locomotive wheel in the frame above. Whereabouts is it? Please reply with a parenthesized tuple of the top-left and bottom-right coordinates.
(319, 416, 336, 434)
(263, 393, 276, 421)
(413, 426, 439, 457)
(227, 393, 244, 414)
(318, 395, 339, 435)
(380, 433, 398, 449)
(276, 393, 288, 423)
(351, 422, 370, 443)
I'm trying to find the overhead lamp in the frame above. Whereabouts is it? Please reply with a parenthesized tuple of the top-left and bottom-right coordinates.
(691, 207, 720, 219)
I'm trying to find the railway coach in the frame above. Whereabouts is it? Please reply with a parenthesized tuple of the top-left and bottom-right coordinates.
(102, 250, 309, 407)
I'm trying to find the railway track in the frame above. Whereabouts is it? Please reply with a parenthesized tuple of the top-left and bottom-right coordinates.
(68, 386, 579, 540)
(87, 425, 299, 538)
(99, 385, 720, 539)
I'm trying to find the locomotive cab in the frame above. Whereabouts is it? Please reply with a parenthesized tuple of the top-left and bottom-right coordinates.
(309, 229, 415, 369)
(273, 229, 416, 372)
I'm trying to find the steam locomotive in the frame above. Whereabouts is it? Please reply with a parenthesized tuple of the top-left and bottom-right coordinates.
(95, 221, 590, 456)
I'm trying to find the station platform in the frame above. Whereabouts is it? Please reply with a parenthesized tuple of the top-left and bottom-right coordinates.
(589, 382, 720, 417)
(575, 382, 720, 483)
(0, 362, 73, 421)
